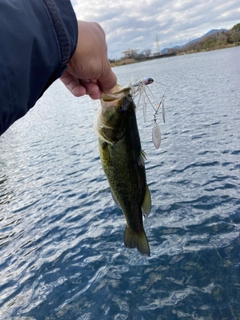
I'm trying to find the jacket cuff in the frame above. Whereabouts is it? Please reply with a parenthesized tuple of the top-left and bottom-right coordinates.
(41, 0, 78, 67)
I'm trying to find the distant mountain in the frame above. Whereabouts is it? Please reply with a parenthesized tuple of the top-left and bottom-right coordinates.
(160, 28, 227, 53)
(161, 47, 170, 54)
(202, 28, 227, 37)
(187, 29, 227, 44)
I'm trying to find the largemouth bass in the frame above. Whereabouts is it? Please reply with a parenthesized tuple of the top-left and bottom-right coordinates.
(95, 85, 151, 256)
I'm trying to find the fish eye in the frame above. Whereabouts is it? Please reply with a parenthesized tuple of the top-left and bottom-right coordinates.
(119, 106, 126, 114)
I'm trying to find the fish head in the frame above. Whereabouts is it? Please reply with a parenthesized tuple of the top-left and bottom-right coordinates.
(97, 85, 135, 143)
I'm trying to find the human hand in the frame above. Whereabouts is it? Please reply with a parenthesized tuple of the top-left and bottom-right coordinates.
(60, 21, 117, 99)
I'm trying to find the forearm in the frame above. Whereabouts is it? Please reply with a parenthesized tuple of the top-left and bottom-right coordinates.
(0, 0, 78, 135)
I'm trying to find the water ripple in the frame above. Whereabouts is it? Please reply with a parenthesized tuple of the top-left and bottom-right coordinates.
(0, 47, 240, 319)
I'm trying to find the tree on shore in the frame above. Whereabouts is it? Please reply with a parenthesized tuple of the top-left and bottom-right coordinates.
(141, 49, 152, 58)
(232, 23, 240, 32)
(230, 23, 240, 42)
(121, 49, 139, 59)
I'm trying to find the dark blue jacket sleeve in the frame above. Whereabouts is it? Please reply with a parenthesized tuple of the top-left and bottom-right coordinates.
(0, 0, 78, 135)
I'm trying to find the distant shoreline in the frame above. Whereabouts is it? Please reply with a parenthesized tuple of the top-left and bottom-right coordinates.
(110, 43, 239, 68)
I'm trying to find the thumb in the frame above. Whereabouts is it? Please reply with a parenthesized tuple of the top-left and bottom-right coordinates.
(97, 61, 117, 93)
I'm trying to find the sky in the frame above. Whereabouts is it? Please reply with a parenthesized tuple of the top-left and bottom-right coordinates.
(71, 0, 240, 59)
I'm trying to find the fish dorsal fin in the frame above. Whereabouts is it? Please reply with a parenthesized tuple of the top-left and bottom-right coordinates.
(142, 185, 151, 216)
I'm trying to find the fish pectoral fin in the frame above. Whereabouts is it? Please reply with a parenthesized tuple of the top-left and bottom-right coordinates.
(124, 226, 150, 256)
(142, 185, 151, 216)
(139, 150, 147, 166)
(141, 149, 147, 160)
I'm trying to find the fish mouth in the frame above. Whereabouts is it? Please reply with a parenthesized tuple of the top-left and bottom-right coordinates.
(101, 85, 130, 108)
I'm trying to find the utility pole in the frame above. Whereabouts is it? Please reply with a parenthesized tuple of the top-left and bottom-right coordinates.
(155, 34, 160, 54)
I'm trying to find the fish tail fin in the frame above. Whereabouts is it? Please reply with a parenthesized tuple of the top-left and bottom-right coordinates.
(124, 226, 150, 256)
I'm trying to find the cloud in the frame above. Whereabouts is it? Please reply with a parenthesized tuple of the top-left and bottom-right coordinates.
(71, 0, 240, 58)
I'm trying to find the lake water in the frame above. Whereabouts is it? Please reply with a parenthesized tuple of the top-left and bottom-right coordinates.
(0, 47, 240, 319)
